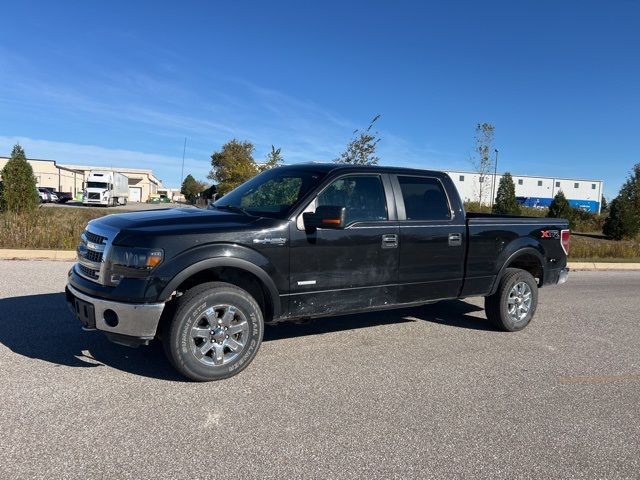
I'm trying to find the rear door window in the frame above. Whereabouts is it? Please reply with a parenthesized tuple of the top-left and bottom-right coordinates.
(397, 176, 450, 221)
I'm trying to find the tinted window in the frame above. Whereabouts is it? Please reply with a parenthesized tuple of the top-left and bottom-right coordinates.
(518, 179, 523, 185)
(556, 181, 560, 187)
(592, 183, 596, 189)
(398, 176, 450, 221)
(317, 175, 387, 224)
(213, 168, 327, 218)
(537, 180, 543, 186)
(459, 175, 465, 182)
(574, 182, 579, 188)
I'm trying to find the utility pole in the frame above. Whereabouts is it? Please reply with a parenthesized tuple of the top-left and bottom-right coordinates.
(490, 149, 499, 208)
(180, 138, 187, 189)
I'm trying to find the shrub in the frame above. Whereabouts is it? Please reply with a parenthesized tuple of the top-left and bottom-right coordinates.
(0, 145, 39, 213)
(548, 190, 575, 228)
(492, 173, 520, 215)
(603, 196, 639, 240)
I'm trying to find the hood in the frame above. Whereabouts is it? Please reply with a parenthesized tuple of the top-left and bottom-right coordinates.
(89, 207, 263, 235)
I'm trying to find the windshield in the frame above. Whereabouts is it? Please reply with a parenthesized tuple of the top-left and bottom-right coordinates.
(212, 168, 327, 218)
(87, 181, 108, 189)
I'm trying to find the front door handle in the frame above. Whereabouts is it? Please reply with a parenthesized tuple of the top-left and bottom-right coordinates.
(382, 234, 398, 249)
(448, 233, 462, 246)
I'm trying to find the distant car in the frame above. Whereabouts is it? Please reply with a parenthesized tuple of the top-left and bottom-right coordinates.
(54, 191, 73, 203)
(37, 187, 51, 203)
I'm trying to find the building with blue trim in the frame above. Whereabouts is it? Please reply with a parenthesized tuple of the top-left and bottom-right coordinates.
(446, 170, 603, 214)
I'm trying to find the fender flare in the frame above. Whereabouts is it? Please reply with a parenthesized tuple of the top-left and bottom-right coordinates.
(158, 257, 282, 319)
(488, 247, 545, 296)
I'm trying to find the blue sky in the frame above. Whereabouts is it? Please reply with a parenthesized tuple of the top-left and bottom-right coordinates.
(0, 0, 638, 196)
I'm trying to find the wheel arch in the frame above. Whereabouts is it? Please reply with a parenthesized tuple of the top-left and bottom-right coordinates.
(159, 257, 281, 322)
(489, 247, 545, 296)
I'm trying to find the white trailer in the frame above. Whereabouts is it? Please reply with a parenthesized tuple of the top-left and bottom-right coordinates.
(83, 171, 129, 207)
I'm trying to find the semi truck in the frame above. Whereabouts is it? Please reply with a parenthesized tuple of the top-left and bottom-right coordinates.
(82, 171, 129, 207)
(67, 164, 570, 381)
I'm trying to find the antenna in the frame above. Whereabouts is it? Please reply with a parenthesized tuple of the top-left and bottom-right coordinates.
(180, 138, 187, 188)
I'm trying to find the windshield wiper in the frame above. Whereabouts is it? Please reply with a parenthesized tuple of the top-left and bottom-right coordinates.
(214, 204, 253, 216)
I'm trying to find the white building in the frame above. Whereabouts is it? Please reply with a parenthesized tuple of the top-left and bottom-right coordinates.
(447, 171, 603, 214)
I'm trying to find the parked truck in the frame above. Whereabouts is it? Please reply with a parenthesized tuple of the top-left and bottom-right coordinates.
(66, 164, 570, 381)
(82, 170, 129, 207)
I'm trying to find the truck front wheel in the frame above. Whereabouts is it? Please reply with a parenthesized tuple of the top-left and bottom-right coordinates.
(485, 268, 538, 332)
(163, 282, 264, 381)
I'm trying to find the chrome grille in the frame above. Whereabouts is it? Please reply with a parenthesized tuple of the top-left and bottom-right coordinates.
(75, 226, 114, 285)
(84, 249, 103, 263)
(78, 263, 100, 280)
(85, 231, 107, 245)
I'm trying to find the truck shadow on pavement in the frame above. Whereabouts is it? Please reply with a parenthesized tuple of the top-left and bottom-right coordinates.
(0, 292, 491, 381)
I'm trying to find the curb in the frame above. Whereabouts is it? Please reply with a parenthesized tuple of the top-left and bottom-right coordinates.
(0, 249, 77, 261)
(0, 250, 639, 270)
(567, 262, 640, 271)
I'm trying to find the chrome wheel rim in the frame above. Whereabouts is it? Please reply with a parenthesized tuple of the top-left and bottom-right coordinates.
(190, 304, 250, 367)
(507, 281, 532, 323)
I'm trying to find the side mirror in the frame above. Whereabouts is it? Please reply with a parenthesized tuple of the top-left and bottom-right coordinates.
(303, 205, 346, 230)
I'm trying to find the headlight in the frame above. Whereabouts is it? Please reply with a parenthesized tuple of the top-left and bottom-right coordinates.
(106, 246, 164, 285)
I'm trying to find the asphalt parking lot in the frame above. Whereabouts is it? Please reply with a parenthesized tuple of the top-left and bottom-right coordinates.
(0, 262, 638, 479)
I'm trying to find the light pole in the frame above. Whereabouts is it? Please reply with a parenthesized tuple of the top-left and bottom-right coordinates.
(490, 148, 499, 208)
(180, 137, 187, 189)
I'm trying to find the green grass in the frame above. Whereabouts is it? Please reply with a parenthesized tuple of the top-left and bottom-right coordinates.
(570, 233, 640, 260)
(1, 206, 639, 263)
(0, 207, 118, 250)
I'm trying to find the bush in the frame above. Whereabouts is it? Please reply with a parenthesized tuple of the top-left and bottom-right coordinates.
(603, 196, 639, 240)
(547, 190, 575, 228)
(492, 173, 520, 215)
(570, 208, 606, 233)
(0, 145, 39, 213)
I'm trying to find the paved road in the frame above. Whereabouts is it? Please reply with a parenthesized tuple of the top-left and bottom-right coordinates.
(0, 262, 638, 479)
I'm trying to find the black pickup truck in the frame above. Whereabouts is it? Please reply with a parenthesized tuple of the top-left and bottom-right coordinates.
(66, 164, 570, 381)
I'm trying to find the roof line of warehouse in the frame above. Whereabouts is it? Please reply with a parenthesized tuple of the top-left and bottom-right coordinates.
(444, 169, 603, 183)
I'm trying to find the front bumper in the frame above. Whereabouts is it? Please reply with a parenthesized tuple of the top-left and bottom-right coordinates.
(66, 283, 165, 345)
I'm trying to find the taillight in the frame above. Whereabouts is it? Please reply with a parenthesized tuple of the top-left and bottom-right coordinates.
(561, 229, 570, 255)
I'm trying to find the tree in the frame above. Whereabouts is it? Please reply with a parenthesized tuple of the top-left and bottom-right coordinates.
(181, 174, 208, 204)
(209, 139, 259, 196)
(262, 145, 283, 171)
(0, 144, 39, 213)
(600, 195, 608, 214)
(547, 190, 575, 228)
(471, 122, 495, 204)
(619, 162, 640, 219)
(335, 115, 381, 165)
(602, 163, 640, 239)
(492, 172, 520, 215)
(603, 196, 639, 240)
(209, 140, 282, 196)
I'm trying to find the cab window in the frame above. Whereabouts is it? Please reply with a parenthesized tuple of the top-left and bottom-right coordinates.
(398, 176, 450, 221)
(316, 175, 388, 225)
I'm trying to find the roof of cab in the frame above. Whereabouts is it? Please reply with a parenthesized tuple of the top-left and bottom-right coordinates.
(280, 162, 446, 177)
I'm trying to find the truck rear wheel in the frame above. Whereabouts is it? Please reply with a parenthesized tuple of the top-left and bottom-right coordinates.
(163, 282, 264, 381)
(485, 268, 538, 332)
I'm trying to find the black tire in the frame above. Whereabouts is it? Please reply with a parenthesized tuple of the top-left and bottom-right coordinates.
(163, 281, 264, 381)
(485, 268, 538, 332)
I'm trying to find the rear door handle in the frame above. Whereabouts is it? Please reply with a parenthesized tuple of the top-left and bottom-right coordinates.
(448, 233, 462, 246)
(382, 234, 398, 249)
